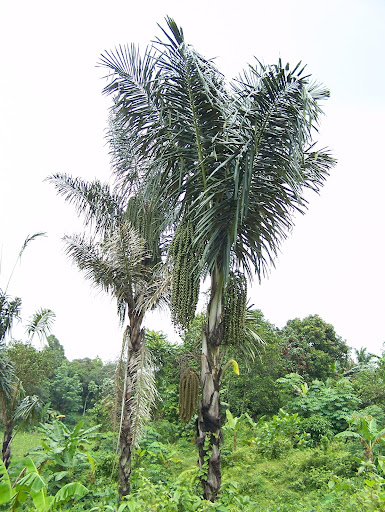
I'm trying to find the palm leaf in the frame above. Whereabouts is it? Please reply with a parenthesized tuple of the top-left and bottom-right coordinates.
(0, 291, 22, 342)
(47, 174, 124, 237)
(0, 348, 18, 400)
(127, 343, 158, 446)
(26, 308, 56, 343)
(4, 233, 46, 293)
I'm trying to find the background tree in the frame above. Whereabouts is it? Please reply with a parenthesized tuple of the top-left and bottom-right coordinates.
(0, 308, 54, 468)
(69, 357, 111, 414)
(49, 362, 83, 417)
(222, 310, 284, 418)
(280, 315, 350, 381)
(100, 17, 335, 500)
(6, 341, 52, 400)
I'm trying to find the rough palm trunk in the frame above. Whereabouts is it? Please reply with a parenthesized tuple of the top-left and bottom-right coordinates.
(1, 416, 13, 470)
(197, 268, 224, 501)
(118, 312, 144, 500)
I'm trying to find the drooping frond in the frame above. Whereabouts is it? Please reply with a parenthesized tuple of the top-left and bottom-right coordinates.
(47, 173, 124, 237)
(241, 307, 266, 364)
(128, 344, 158, 446)
(64, 222, 150, 324)
(5, 233, 46, 293)
(135, 262, 170, 316)
(0, 291, 21, 342)
(13, 395, 42, 424)
(25, 308, 56, 343)
(0, 348, 18, 400)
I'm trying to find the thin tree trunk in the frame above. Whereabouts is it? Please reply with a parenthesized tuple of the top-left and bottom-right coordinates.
(197, 268, 224, 501)
(118, 312, 144, 500)
(2, 417, 13, 470)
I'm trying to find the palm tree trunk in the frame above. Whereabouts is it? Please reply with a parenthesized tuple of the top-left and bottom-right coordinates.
(118, 313, 144, 500)
(2, 416, 13, 470)
(197, 268, 224, 501)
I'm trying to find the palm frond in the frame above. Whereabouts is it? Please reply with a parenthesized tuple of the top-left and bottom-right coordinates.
(47, 173, 124, 237)
(5, 233, 46, 292)
(128, 343, 158, 446)
(135, 262, 170, 315)
(0, 348, 18, 400)
(64, 222, 150, 324)
(0, 290, 22, 342)
(242, 307, 266, 363)
(13, 395, 42, 424)
(26, 308, 56, 343)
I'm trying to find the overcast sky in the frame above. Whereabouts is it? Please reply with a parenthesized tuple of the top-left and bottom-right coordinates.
(1, 0, 384, 361)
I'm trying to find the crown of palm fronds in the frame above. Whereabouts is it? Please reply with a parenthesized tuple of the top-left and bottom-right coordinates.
(64, 219, 168, 324)
(13, 395, 42, 424)
(100, 18, 335, 288)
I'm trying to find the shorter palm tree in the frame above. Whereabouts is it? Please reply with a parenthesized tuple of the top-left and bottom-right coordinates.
(48, 174, 168, 498)
(0, 308, 54, 469)
(0, 234, 49, 469)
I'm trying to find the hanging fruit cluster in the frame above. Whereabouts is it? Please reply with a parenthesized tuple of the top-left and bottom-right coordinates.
(169, 220, 201, 329)
(178, 367, 200, 424)
(223, 271, 247, 345)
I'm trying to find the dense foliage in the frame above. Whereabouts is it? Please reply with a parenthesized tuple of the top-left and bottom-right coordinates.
(2, 309, 385, 510)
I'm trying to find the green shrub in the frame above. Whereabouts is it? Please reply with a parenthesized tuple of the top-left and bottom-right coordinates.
(299, 415, 333, 445)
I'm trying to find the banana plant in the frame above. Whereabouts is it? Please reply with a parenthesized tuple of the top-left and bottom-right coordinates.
(0, 457, 88, 511)
(29, 418, 100, 485)
(336, 414, 385, 462)
(222, 410, 243, 453)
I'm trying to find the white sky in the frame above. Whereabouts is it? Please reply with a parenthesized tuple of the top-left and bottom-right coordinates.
(1, 0, 384, 361)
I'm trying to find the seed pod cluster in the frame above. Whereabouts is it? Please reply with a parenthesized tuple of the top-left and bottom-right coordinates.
(169, 221, 201, 329)
(223, 271, 247, 345)
(178, 367, 200, 424)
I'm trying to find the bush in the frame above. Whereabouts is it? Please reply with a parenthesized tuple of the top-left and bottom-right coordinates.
(299, 415, 333, 445)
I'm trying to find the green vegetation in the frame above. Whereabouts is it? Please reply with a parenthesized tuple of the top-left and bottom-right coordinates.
(2, 317, 385, 510)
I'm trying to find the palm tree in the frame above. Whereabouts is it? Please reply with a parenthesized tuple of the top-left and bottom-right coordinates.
(355, 347, 376, 365)
(100, 18, 336, 500)
(48, 174, 168, 498)
(0, 308, 53, 469)
(0, 234, 48, 469)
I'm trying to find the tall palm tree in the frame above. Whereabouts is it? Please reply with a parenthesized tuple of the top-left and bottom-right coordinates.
(48, 175, 168, 498)
(100, 18, 336, 500)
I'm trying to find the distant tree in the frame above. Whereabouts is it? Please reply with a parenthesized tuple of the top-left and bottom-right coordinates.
(6, 341, 51, 400)
(277, 374, 360, 433)
(280, 315, 350, 381)
(69, 357, 108, 414)
(49, 363, 83, 416)
(354, 347, 376, 365)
